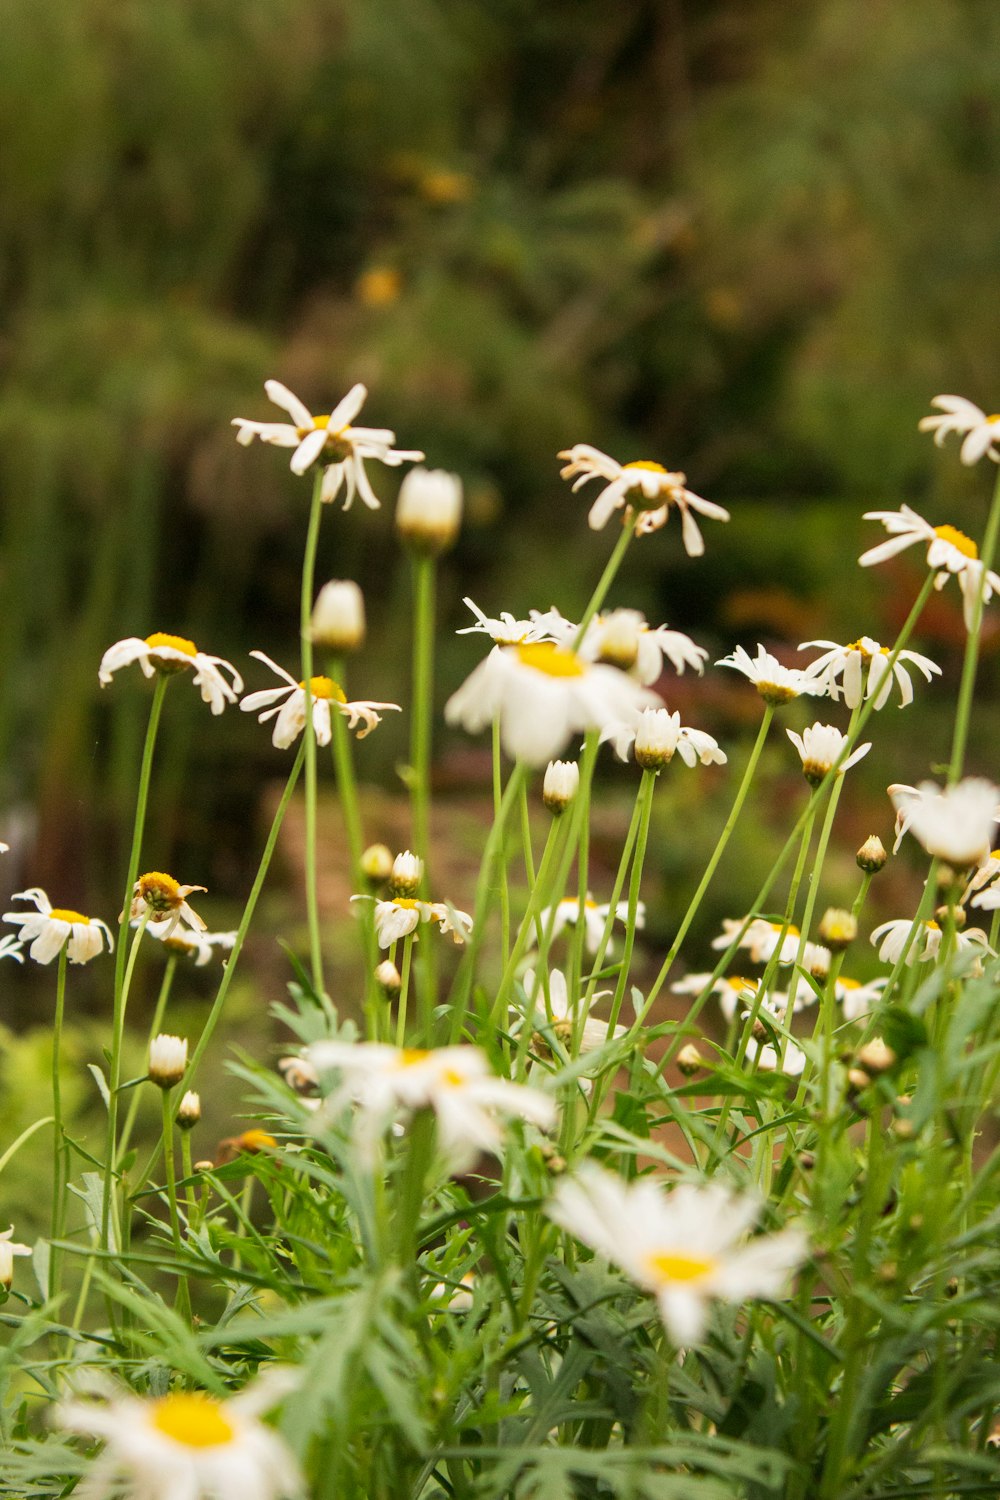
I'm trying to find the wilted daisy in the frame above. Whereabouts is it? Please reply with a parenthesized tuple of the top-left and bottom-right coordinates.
(859, 506, 1000, 630)
(716, 645, 823, 706)
(233, 379, 423, 509)
(786, 723, 871, 785)
(0, 1226, 31, 1288)
(354, 895, 473, 949)
(444, 643, 659, 767)
(557, 445, 730, 556)
(129, 874, 207, 938)
(889, 779, 999, 868)
(918, 394, 1000, 465)
(799, 636, 941, 710)
(241, 652, 400, 748)
(546, 1165, 807, 1345)
(539, 895, 644, 956)
(870, 917, 993, 969)
(602, 707, 726, 770)
(305, 1042, 556, 1171)
(55, 1368, 301, 1500)
(143, 920, 236, 967)
(521, 968, 624, 1055)
(3, 889, 114, 965)
(99, 634, 243, 715)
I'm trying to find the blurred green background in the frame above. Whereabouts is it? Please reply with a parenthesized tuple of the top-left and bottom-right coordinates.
(2, 0, 1000, 1204)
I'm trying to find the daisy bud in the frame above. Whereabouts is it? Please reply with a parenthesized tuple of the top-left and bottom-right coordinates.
(676, 1043, 707, 1077)
(375, 959, 402, 993)
(847, 1065, 872, 1093)
(395, 467, 463, 555)
(856, 835, 887, 873)
(149, 1033, 188, 1090)
(176, 1091, 201, 1129)
(361, 843, 394, 882)
(389, 850, 423, 896)
(818, 908, 857, 952)
(856, 1038, 896, 1076)
(542, 760, 579, 813)
(311, 580, 366, 653)
(633, 708, 677, 771)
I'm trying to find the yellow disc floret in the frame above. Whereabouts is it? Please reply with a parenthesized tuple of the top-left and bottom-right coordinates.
(138, 872, 182, 913)
(644, 1249, 717, 1285)
(623, 461, 668, 475)
(934, 524, 978, 560)
(515, 643, 586, 678)
(150, 1393, 235, 1448)
(299, 676, 347, 702)
(400, 1048, 431, 1066)
(48, 908, 91, 926)
(145, 633, 198, 658)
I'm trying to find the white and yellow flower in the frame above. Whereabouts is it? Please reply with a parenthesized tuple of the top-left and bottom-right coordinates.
(548, 608, 708, 681)
(99, 634, 243, 716)
(786, 723, 871, 784)
(859, 506, 1000, 630)
(836, 975, 888, 1022)
(712, 917, 804, 967)
(870, 917, 993, 968)
(672, 973, 802, 1021)
(918, 394, 1000, 465)
(456, 598, 556, 647)
(233, 380, 423, 509)
(546, 1164, 807, 1345)
(143, 921, 236, 967)
(601, 707, 726, 770)
(799, 636, 940, 710)
(0, 1226, 31, 1288)
(354, 895, 473, 949)
(745, 1032, 807, 1077)
(521, 967, 625, 1055)
(3, 889, 113, 965)
(129, 873, 207, 938)
(889, 778, 999, 868)
(539, 895, 643, 957)
(55, 1369, 301, 1500)
(557, 445, 730, 556)
(241, 651, 400, 748)
(444, 642, 659, 766)
(716, 645, 823, 706)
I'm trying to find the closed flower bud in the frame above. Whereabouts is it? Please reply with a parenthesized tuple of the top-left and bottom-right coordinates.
(633, 708, 677, 771)
(847, 1065, 872, 1092)
(176, 1090, 201, 1129)
(395, 467, 463, 554)
(818, 907, 857, 951)
(856, 1038, 896, 1076)
(361, 843, 394, 882)
(676, 1043, 707, 1077)
(856, 835, 887, 873)
(149, 1033, 188, 1089)
(311, 580, 366, 653)
(543, 760, 579, 813)
(375, 959, 402, 992)
(389, 850, 423, 896)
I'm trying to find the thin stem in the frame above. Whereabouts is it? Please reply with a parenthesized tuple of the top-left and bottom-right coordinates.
(606, 769, 657, 1037)
(49, 947, 69, 1300)
(493, 720, 511, 966)
(301, 469, 326, 996)
(949, 463, 1000, 783)
(395, 934, 416, 1047)
(571, 523, 633, 646)
(327, 655, 379, 1026)
(410, 553, 436, 875)
(119, 954, 178, 1165)
(101, 912, 149, 1253)
(160, 1090, 181, 1251)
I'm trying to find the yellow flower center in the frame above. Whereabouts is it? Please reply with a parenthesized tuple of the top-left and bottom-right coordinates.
(400, 1048, 431, 1066)
(298, 676, 347, 702)
(441, 1068, 466, 1087)
(643, 1249, 718, 1285)
(934, 524, 978, 560)
(925, 920, 941, 932)
(515, 643, 585, 678)
(150, 1393, 235, 1448)
(623, 461, 667, 474)
(144, 633, 198, 657)
(48, 908, 90, 926)
(726, 975, 759, 992)
(393, 898, 421, 911)
(839, 977, 861, 990)
(769, 921, 799, 937)
(987, 414, 1000, 424)
(138, 872, 181, 912)
(238, 1129, 277, 1151)
(296, 418, 354, 459)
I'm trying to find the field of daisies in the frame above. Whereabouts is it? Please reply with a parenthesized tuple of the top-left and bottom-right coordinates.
(3, 385, 1000, 1500)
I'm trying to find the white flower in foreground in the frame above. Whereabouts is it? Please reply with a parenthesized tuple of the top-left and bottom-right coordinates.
(241, 652, 400, 748)
(354, 896, 472, 949)
(395, 467, 463, 553)
(557, 445, 730, 556)
(233, 380, 422, 509)
(3, 890, 114, 965)
(444, 643, 658, 766)
(799, 636, 941, 710)
(716, 645, 823, 706)
(0, 934, 24, 964)
(918, 395, 1000, 465)
(539, 895, 643, 957)
(786, 723, 871, 785)
(889, 778, 999, 868)
(99, 634, 243, 716)
(859, 506, 1000, 631)
(55, 1369, 301, 1500)
(602, 707, 726, 770)
(522, 968, 624, 1055)
(143, 921, 236, 967)
(457, 598, 555, 647)
(129, 873, 207, 938)
(0, 1227, 31, 1288)
(546, 1165, 807, 1345)
(870, 917, 993, 969)
(305, 1042, 556, 1171)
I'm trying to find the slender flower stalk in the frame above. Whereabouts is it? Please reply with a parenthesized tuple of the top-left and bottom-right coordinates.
(49, 947, 69, 1299)
(160, 1089, 182, 1253)
(301, 469, 326, 996)
(119, 954, 179, 1168)
(607, 768, 656, 1037)
(410, 551, 436, 879)
(102, 911, 151, 1252)
(395, 934, 416, 1047)
(326, 654, 380, 1023)
(493, 719, 511, 964)
(949, 463, 1000, 782)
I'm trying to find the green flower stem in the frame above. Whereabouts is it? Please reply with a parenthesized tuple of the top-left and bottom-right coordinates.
(327, 655, 379, 1025)
(519, 780, 536, 886)
(493, 720, 511, 965)
(160, 1089, 182, 1252)
(119, 954, 178, 1166)
(605, 768, 656, 1039)
(566, 734, 597, 999)
(185, 738, 306, 1091)
(101, 911, 150, 1253)
(581, 781, 645, 1013)
(49, 947, 69, 1300)
(300, 469, 326, 997)
(395, 933, 416, 1047)
(571, 523, 633, 646)
(490, 819, 565, 1039)
(180, 1129, 197, 1225)
(409, 552, 436, 872)
(949, 462, 1000, 784)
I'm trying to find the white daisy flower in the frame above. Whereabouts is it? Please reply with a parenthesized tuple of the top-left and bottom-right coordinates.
(836, 975, 888, 1022)
(557, 445, 730, 556)
(601, 707, 726, 770)
(786, 723, 872, 785)
(889, 778, 1000, 868)
(429, 1271, 477, 1311)
(0, 934, 24, 964)
(129, 873, 207, 938)
(745, 1031, 807, 1077)
(672, 972, 765, 1016)
(557, 609, 708, 682)
(456, 598, 556, 647)
(305, 1042, 556, 1171)
(521, 967, 624, 1055)
(870, 918, 993, 969)
(3, 889, 114, 965)
(353, 895, 473, 949)
(444, 642, 659, 767)
(716, 645, 823, 706)
(546, 1164, 807, 1345)
(712, 918, 802, 968)
(99, 633, 243, 716)
(143, 921, 236, 967)
(918, 394, 1000, 465)
(233, 380, 423, 509)
(0, 1226, 31, 1288)
(859, 506, 1000, 631)
(55, 1368, 301, 1500)
(799, 636, 941, 710)
(538, 895, 644, 957)
(241, 651, 400, 748)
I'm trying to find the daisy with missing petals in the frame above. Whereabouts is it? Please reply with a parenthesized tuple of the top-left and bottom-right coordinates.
(99, 634, 243, 715)
(558, 445, 730, 556)
(233, 380, 423, 509)
(55, 1368, 301, 1500)
(241, 652, 400, 748)
(859, 506, 1000, 631)
(870, 918, 993, 969)
(786, 723, 871, 785)
(129, 874, 207, 938)
(712, 918, 801, 967)
(889, 778, 999, 868)
(601, 707, 726, 770)
(547, 1164, 807, 1345)
(918, 395, 1000, 465)
(716, 645, 823, 706)
(305, 1042, 556, 1171)
(799, 636, 941, 710)
(444, 642, 659, 767)
(355, 896, 473, 949)
(3, 890, 114, 965)
(539, 895, 644, 957)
